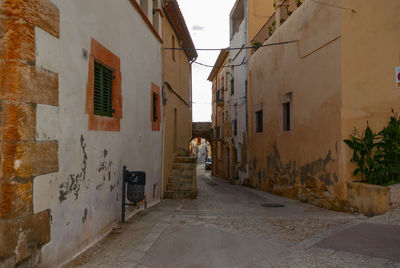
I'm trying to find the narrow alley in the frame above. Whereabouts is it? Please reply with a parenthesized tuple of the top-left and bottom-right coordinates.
(65, 166, 400, 268)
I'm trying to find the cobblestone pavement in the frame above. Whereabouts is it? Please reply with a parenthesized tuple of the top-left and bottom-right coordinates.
(65, 166, 400, 268)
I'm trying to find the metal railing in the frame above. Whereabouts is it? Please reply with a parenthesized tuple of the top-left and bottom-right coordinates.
(251, 0, 303, 54)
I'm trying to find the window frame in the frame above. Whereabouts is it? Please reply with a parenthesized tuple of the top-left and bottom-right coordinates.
(86, 38, 122, 132)
(151, 83, 161, 131)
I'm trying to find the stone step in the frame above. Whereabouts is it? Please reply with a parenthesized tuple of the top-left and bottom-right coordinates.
(172, 162, 196, 170)
(174, 157, 196, 163)
(168, 176, 193, 184)
(167, 182, 193, 191)
(170, 169, 194, 176)
(164, 190, 196, 199)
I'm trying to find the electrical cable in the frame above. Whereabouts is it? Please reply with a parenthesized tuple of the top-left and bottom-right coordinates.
(194, 57, 246, 68)
(163, 40, 297, 52)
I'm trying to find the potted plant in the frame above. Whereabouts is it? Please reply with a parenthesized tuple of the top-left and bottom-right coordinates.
(344, 111, 400, 216)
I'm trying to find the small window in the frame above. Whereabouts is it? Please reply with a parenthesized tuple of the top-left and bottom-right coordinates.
(283, 102, 291, 131)
(172, 35, 176, 61)
(233, 119, 237, 136)
(94, 63, 113, 117)
(152, 93, 158, 122)
(256, 110, 263, 133)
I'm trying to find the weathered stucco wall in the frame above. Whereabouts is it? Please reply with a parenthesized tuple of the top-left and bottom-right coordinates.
(340, 0, 400, 184)
(248, 0, 345, 210)
(248, 0, 274, 41)
(33, 0, 163, 266)
(161, 15, 193, 196)
(229, 16, 248, 182)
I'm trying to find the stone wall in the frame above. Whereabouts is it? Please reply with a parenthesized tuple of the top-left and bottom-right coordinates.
(0, 0, 59, 266)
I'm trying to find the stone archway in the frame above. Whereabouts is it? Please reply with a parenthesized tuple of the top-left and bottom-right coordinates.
(192, 122, 213, 142)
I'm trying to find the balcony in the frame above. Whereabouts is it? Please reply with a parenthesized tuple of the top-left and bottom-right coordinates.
(251, 0, 303, 54)
(216, 90, 224, 106)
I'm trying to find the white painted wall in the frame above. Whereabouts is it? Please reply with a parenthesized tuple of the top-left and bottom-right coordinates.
(33, 0, 163, 267)
(228, 16, 248, 181)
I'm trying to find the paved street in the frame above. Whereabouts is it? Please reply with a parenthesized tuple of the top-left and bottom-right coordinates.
(66, 165, 400, 268)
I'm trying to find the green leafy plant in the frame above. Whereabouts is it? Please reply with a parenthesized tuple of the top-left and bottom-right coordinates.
(296, 0, 302, 7)
(344, 110, 400, 186)
(272, 21, 276, 27)
(280, 18, 286, 24)
(344, 125, 379, 183)
(268, 26, 273, 35)
(376, 111, 400, 185)
(252, 42, 262, 49)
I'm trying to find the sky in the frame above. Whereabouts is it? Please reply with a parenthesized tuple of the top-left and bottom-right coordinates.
(178, 0, 237, 122)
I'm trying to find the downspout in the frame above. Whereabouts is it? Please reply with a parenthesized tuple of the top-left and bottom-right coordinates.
(245, 0, 249, 178)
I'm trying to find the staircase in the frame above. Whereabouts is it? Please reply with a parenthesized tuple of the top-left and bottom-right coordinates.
(164, 156, 197, 199)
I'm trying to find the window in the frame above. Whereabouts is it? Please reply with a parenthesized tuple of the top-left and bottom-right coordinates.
(151, 83, 161, 131)
(172, 35, 176, 61)
(86, 38, 122, 132)
(233, 119, 237, 136)
(283, 102, 291, 131)
(256, 110, 263, 133)
(94, 63, 113, 117)
(282, 92, 292, 131)
(152, 92, 158, 122)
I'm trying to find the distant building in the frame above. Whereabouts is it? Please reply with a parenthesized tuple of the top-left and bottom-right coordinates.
(208, 49, 230, 179)
(209, 0, 272, 182)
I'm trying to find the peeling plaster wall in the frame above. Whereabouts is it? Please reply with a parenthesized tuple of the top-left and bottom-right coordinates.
(33, 0, 162, 266)
(248, 0, 345, 210)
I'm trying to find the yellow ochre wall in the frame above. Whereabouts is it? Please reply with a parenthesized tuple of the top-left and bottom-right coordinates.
(248, 0, 400, 211)
(161, 16, 193, 196)
(340, 0, 400, 187)
(248, 0, 274, 42)
(248, 0, 344, 210)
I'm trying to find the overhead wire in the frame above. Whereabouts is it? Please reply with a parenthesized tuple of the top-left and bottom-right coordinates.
(163, 40, 297, 52)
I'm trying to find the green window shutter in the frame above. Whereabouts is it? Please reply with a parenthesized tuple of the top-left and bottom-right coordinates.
(94, 63, 113, 117)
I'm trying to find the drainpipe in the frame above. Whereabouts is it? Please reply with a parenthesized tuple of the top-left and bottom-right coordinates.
(244, 0, 249, 180)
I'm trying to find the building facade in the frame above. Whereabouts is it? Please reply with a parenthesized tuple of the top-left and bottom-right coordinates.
(247, 0, 400, 211)
(210, 0, 272, 183)
(0, 0, 173, 266)
(161, 0, 197, 197)
(208, 50, 230, 179)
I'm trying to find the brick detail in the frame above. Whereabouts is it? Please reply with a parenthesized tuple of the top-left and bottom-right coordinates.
(0, 101, 36, 142)
(0, 210, 51, 263)
(0, 0, 59, 265)
(1, 0, 59, 38)
(0, 61, 58, 105)
(0, 141, 58, 181)
(0, 180, 33, 219)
